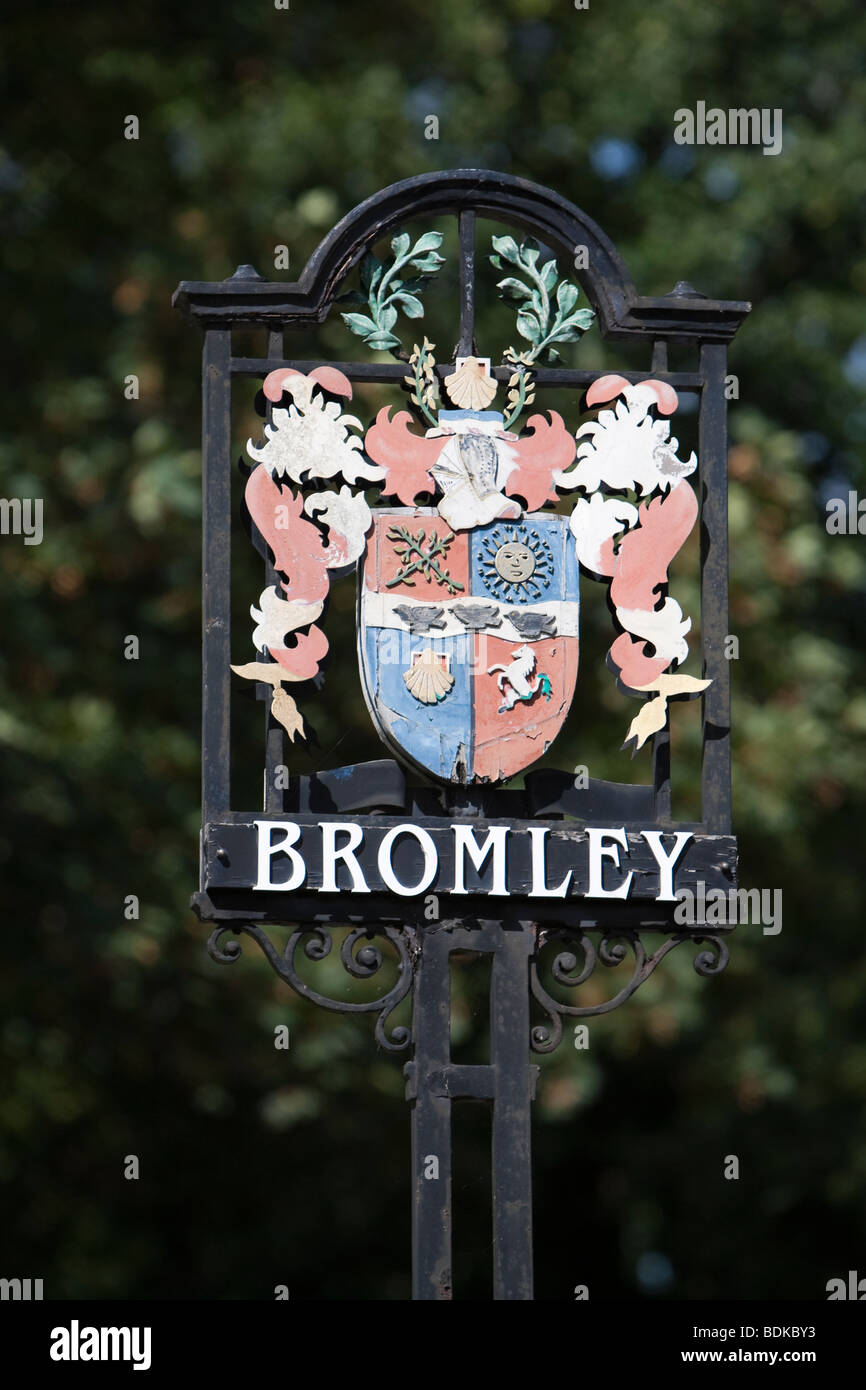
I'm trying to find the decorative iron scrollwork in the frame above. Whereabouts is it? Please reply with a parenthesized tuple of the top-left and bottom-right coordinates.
(207, 922, 415, 1052)
(529, 929, 729, 1053)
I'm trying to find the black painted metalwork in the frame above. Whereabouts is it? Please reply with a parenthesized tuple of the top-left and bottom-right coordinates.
(530, 928, 730, 1051)
(207, 921, 414, 1052)
(175, 169, 749, 1300)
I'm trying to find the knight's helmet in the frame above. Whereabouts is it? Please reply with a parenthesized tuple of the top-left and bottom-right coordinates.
(455, 431, 500, 499)
(430, 410, 508, 503)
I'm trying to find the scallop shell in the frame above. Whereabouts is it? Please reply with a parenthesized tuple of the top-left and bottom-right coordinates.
(403, 649, 455, 704)
(444, 357, 498, 411)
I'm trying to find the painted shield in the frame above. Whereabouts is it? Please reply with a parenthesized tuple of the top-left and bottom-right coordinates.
(359, 508, 579, 783)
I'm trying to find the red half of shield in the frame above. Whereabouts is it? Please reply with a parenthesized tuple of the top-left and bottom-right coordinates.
(473, 634, 578, 782)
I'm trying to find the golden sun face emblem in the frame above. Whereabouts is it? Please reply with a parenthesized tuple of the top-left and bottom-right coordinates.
(476, 524, 554, 603)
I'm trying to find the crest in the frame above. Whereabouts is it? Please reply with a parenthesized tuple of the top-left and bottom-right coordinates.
(230, 230, 709, 785)
(358, 505, 579, 783)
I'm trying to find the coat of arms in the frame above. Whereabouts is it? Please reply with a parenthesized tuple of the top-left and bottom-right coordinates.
(230, 231, 708, 785)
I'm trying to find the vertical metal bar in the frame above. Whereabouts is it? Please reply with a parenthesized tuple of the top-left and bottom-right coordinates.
(652, 731, 672, 822)
(410, 931, 453, 1300)
(490, 926, 535, 1300)
(650, 338, 672, 820)
(650, 339, 669, 374)
(201, 327, 232, 828)
(699, 342, 732, 833)
(457, 210, 476, 356)
(263, 328, 285, 811)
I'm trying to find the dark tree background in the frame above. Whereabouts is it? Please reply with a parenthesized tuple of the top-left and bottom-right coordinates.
(1, 0, 864, 1300)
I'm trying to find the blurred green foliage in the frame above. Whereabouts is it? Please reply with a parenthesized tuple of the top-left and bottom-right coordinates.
(1, 0, 865, 1300)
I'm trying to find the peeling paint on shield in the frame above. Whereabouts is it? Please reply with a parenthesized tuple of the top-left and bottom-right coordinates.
(359, 509, 579, 784)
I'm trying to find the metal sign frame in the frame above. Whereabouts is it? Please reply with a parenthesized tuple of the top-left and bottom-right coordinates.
(173, 168, 749, 1300)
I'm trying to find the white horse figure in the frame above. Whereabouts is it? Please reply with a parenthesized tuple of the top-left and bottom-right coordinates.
(488, 644, 552, 714)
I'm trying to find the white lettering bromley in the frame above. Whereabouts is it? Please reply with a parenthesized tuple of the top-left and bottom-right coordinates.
(251, 820, 695, 903)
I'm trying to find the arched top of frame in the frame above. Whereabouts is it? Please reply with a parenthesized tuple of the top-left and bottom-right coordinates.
(174, 168, 749, 343)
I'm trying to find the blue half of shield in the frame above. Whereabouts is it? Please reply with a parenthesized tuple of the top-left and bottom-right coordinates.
(361, 630, 474, 780)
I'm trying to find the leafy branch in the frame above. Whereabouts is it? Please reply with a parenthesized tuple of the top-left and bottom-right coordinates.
(384, 524, 465, 594)
(402, 337, 440, 426)
(340, 230, 445, 354)
(491, 234, 595, 367)
(502, 365, 536, 431)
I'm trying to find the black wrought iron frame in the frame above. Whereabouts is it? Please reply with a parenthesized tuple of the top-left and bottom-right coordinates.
(174, 168, 749, 1300)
